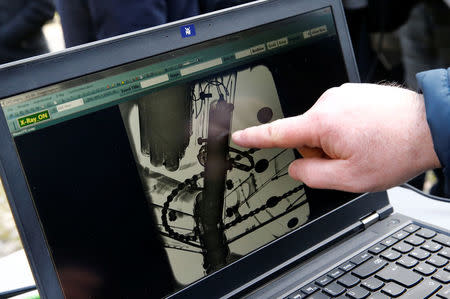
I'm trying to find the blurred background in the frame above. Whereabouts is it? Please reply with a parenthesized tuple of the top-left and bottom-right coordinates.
(0, 14, 63, 258)
(0, 0, 449, 259)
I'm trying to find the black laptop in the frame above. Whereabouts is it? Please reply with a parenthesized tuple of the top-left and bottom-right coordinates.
(0, 0, 449, 298)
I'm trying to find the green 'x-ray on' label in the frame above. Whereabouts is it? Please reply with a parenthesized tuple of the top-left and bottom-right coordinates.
(17, 110, 50, 128)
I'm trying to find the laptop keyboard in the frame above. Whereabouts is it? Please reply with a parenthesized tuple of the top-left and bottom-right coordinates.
(285, 224, 450, 299)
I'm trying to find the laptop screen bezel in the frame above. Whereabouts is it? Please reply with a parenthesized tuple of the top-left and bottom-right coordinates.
(0, 0, 390, 298)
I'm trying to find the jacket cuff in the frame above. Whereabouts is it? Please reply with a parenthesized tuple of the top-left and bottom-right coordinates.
(416, 68, 450, 194)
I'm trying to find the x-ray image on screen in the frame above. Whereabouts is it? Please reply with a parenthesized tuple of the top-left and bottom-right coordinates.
(119, 65, 310, 286)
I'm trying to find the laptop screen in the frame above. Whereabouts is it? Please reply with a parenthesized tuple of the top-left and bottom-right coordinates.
(1, 7, 357, 298)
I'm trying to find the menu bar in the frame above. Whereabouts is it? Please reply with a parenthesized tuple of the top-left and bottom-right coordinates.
(1, 8, 335, 136)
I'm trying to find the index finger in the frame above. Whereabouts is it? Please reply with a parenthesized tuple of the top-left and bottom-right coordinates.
(231, 114, 320, 149)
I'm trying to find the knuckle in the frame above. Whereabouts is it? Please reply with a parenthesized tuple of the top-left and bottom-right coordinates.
(346, 184, 368, 193)
(324, 87, 339, 97)
(288, 162, 302, 181)
(266, 121, 281, 144)
(306, 111, 321, 124)
(318, 87, 341, 105)
(289, 160, 317, 187)
(306, 111, 327, 136)
(302, 168, 326, 189)
(317, 87, 340, 105)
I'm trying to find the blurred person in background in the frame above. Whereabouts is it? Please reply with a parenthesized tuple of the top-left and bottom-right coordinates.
(343, 0, 420, 83)
(397, 0, 450, 197)
(399, 1, 450, 90)
(0, 0, 55, 64)
(55, 0, 251, 48)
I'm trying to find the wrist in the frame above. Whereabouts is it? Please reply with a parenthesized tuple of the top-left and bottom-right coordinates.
(414, 93, 442, 170)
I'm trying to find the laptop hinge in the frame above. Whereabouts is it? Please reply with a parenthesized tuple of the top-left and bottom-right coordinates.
(360, 212, 379, 229)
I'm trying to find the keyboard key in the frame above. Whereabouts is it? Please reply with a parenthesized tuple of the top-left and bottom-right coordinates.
(438, 248, 450, 259)
(393, 242, 413, 253)
(392, 230, 409, 240)
(433, 270, 450, 284)
(427, 256, 448, 268)
(422, 241, 443, 253)
(397, 256, 419, 268)
(347, 286, 370, 299)
(382, 282, 406, 297)
(405, 235, 426, 246)
(381, 250, 401, 262)
(301, 283, 319, 295)
(327, 268, 345, 279)
(338, 273, 360, 288)
(339, 261, 356, 272)
(403, 224, 421, 233)
(398, 278, 441, 298)
(437, 286, 450, 298)
(416, 228, 437, 239)
(287, 291, 307, 299)
(409, 248, 431, 260)
(415, 262, 437, 276)
(369, 244, 386, 255)
(368, 292, 389, 299)
(380, 237, 398, 247)
(315, 274, 333, 287)
(433, 234, 450, 247)
(352, 258, 387, 279)
(376, 264, 422, 287)
(308, 292, 329, 299)
(323, 282, 346, 297)
(446, 264, 450, 272)
(351, 252, 372, 265)
(361, 277, 385, 292)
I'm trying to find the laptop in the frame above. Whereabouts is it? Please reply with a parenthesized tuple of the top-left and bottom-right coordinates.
(0, 0, 449, 298)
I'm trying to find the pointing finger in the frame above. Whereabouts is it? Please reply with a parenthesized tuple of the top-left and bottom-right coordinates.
(232, 114, 320, 149)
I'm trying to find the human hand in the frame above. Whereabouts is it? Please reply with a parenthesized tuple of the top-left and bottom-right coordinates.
(232, 83, 441, 192)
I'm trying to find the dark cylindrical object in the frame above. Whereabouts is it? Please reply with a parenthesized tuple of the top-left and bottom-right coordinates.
(137, 85, 192, 171)
(196, 100, 234, 273)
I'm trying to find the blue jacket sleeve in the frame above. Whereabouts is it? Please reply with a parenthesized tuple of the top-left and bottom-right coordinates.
(416, 68, 450, 195)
